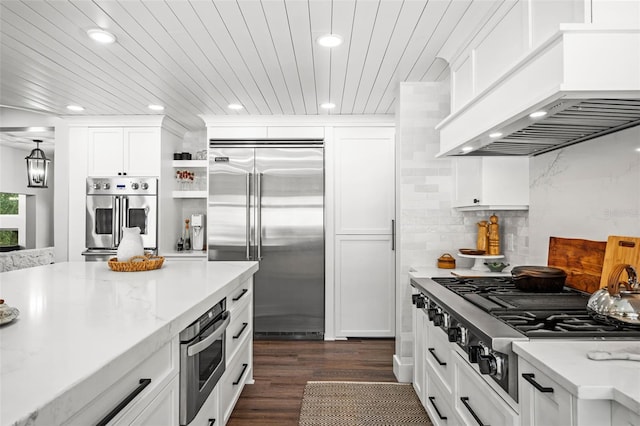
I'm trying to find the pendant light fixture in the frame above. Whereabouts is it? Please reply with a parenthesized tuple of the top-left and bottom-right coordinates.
(25, 139, 51, 188)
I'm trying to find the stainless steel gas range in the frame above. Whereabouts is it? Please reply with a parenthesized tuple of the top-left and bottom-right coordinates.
(411, 276, 640, 404)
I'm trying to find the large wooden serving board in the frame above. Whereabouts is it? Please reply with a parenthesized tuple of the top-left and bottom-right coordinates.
(547, 237, 606, 294)
(599, 236, 640, 288)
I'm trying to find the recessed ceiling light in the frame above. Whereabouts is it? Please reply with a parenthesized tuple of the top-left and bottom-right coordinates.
(66, 105, 84, 112)
(489, 132, 503, 138)
(316, 34, 343, 48)
(529, 110, 547, 118)
(148, 104, 164, 111)
(461, 146, 474, 153)
(87, 28, 116, 44)
(320, 102, 336, 109)
(228, 103, 243, 110)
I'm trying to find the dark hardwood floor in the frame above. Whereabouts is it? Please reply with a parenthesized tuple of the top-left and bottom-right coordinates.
(227, 338, 397, 425)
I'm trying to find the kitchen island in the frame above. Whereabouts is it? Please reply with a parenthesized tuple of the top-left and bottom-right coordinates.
(0, 260, 258, 426)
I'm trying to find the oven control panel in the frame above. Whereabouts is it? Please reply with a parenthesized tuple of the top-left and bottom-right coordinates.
(86, 177, 158, 195)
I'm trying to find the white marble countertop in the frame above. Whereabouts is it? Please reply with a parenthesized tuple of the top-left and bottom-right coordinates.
(0, 260, 259, 426)
(409, 265, 510, 279)
(514, 340, 640, 414)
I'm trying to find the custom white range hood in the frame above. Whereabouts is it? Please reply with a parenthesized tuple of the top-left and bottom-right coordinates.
(436, 25, 640, 157)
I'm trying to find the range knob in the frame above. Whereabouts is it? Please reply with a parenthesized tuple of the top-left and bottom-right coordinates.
(102, 183, 110, 190)
(92, 183, 100, 190)
(141, 182, 149, 190)
(468, 345, 484, 363)
(427, 308, 437, 321)
(447, 326, 461, 342)
(416, 297, 426, 309)
(478, 353, 504, 379)
(433, 312, 444, 326)
(131, 182, 139, 190)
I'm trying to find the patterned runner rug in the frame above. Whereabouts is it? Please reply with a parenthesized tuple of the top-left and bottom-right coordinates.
(299, 381, 433, 426)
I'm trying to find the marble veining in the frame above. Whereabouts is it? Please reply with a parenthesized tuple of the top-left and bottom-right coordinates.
(0, 260, 258, 426)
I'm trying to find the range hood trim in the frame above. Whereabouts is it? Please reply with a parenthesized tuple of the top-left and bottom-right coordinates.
(436, 26, 640, 157)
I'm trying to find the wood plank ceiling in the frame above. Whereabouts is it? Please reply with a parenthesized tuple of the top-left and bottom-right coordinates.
(0, 0, 501, 131)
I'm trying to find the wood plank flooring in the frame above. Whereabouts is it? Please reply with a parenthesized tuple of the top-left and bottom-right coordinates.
(227, 338, 397, 425)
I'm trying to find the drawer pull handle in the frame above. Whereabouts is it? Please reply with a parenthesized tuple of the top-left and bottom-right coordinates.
(233, 322, 249, 339)
(428, 348, 447, 366)
(522, 373, 554, 393)
(460, 397, 487, 426)
(208, 419, 216, 425)
(96, 378, 151, 426)
(428, 396, 447, 420)
(232, 288, 248, 301)
(233, 363, 249, 385)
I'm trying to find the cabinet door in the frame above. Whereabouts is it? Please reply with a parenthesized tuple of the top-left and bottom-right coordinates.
(452, 157, 482, 208)
(413, 306, 427, 404)
(334, 127, 395, 234)
(88, 127, 125, 176)
(124, 127, 161, 176)
(129, 374, 179, 426)
(335, 234, 395, 337)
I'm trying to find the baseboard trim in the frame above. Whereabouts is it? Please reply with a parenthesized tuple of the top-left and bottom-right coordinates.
(393, 354, 413, 383)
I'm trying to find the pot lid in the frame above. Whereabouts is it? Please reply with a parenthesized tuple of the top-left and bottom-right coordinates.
(511, 265, 567, 277)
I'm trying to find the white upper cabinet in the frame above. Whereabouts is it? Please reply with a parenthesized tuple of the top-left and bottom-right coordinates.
(88, 127, 161, 176)
(333, 127, 396, 234)
(452, 156, 529, 210)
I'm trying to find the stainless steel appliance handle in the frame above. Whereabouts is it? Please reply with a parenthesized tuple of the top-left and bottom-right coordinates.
(246, 173, 251, 260)
(256, 172, 263, 260)
(124, 196, 129, 228)
(187, 313, 230, 357)
(391, 219, 396, 251)
(113, 196, 121, 247)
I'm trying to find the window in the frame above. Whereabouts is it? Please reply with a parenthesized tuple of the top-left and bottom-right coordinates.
(0, 193, 25, 248)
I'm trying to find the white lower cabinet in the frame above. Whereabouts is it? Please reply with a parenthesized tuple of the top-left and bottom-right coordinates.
(219, 336, 252, 424)
(612, 401, 640, 426)
(62, 339, 179, 425)
(412, 306, 427, 404)
(519, 358, 612, 426)
(454, 352, 519, 426)
(425, 366, 454, 426)
(425, 324, 453, 394)
(335, 234, 395, 337)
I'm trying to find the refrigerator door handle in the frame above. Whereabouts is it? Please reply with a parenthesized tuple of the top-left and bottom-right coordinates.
(246, 173, 252, 260)
(113, 196, 121, 247)
(256, 172, 263, 260)
(391, 219, 396, 251)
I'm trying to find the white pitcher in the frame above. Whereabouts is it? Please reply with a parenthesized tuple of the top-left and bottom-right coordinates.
(117, 226, 144, 262)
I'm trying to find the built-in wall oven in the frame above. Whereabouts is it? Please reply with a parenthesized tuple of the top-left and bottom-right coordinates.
(179, 298, 230, 425)
(83, 177, 158, 261)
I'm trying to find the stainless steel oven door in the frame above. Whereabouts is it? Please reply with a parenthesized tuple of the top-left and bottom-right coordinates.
(86, 195, 118, 249)
(179, 311, 230, 425)
(125, 195, 157, 250)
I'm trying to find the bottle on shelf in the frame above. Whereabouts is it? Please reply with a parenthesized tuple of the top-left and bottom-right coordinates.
(184, 219, 191, 251)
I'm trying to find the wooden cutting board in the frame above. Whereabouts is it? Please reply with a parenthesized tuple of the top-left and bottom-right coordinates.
(599, 236, 640, 288)
(547, 237, 607, 294)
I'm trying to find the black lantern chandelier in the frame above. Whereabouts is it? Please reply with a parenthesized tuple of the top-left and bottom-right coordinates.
(25, 139, 51, 188)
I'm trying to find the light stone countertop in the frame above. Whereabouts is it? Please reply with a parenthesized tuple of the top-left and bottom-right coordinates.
(513, 340, 640, 414)
(0, 260, 259, 426)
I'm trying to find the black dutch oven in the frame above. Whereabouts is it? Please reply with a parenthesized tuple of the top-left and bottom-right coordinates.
(511, 265, 567, 292)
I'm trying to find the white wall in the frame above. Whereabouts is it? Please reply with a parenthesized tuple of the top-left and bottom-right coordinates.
(529, 126, 640, 264)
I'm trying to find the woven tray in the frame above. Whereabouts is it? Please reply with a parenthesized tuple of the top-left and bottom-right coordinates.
(108, 255, 165, 272)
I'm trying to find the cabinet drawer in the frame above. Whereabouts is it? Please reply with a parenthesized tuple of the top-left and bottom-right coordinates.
(188, 386, 219, 426)
(612, 401, 640, 426)
(519, 358, 573, 426)
(425, 326, 453, 392)
(425, 368, 454, 426)
(63, 340, 177, 425)
(227, 301, 252, 361)
(227, 280, 252, 313)
(219, 337, 252, 424)
(454, 354, 518, 426)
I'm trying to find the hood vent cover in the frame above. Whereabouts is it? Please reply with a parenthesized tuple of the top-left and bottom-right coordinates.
(467, 99, 640, 156)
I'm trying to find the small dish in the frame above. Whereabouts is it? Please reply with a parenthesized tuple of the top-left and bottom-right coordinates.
(485, 262, 509, 272)
(459, 248, 486, 255)
(0, 300, 20, 325)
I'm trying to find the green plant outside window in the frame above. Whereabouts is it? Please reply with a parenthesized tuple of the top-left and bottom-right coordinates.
(0, 193, 20, 246)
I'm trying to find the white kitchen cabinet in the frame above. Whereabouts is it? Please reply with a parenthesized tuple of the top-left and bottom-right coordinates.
(189, 386, 219, 426)
(335, 234, 395, 337)
(62, 339, 179, 426)
(612, 401, 640, 426)
(519, 358, 611, 426)
(412, 303, 427, 404)
(219, 336, 252, 425)
(87, 127, 161, 176)
(452, 156, 529, 210)
(333, 127, 395, 234)
(454, 352, 519, 426)
(425, 363, 455, 426)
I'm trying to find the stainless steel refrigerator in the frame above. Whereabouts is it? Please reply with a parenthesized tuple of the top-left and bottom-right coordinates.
(208, 140, 324, 339)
